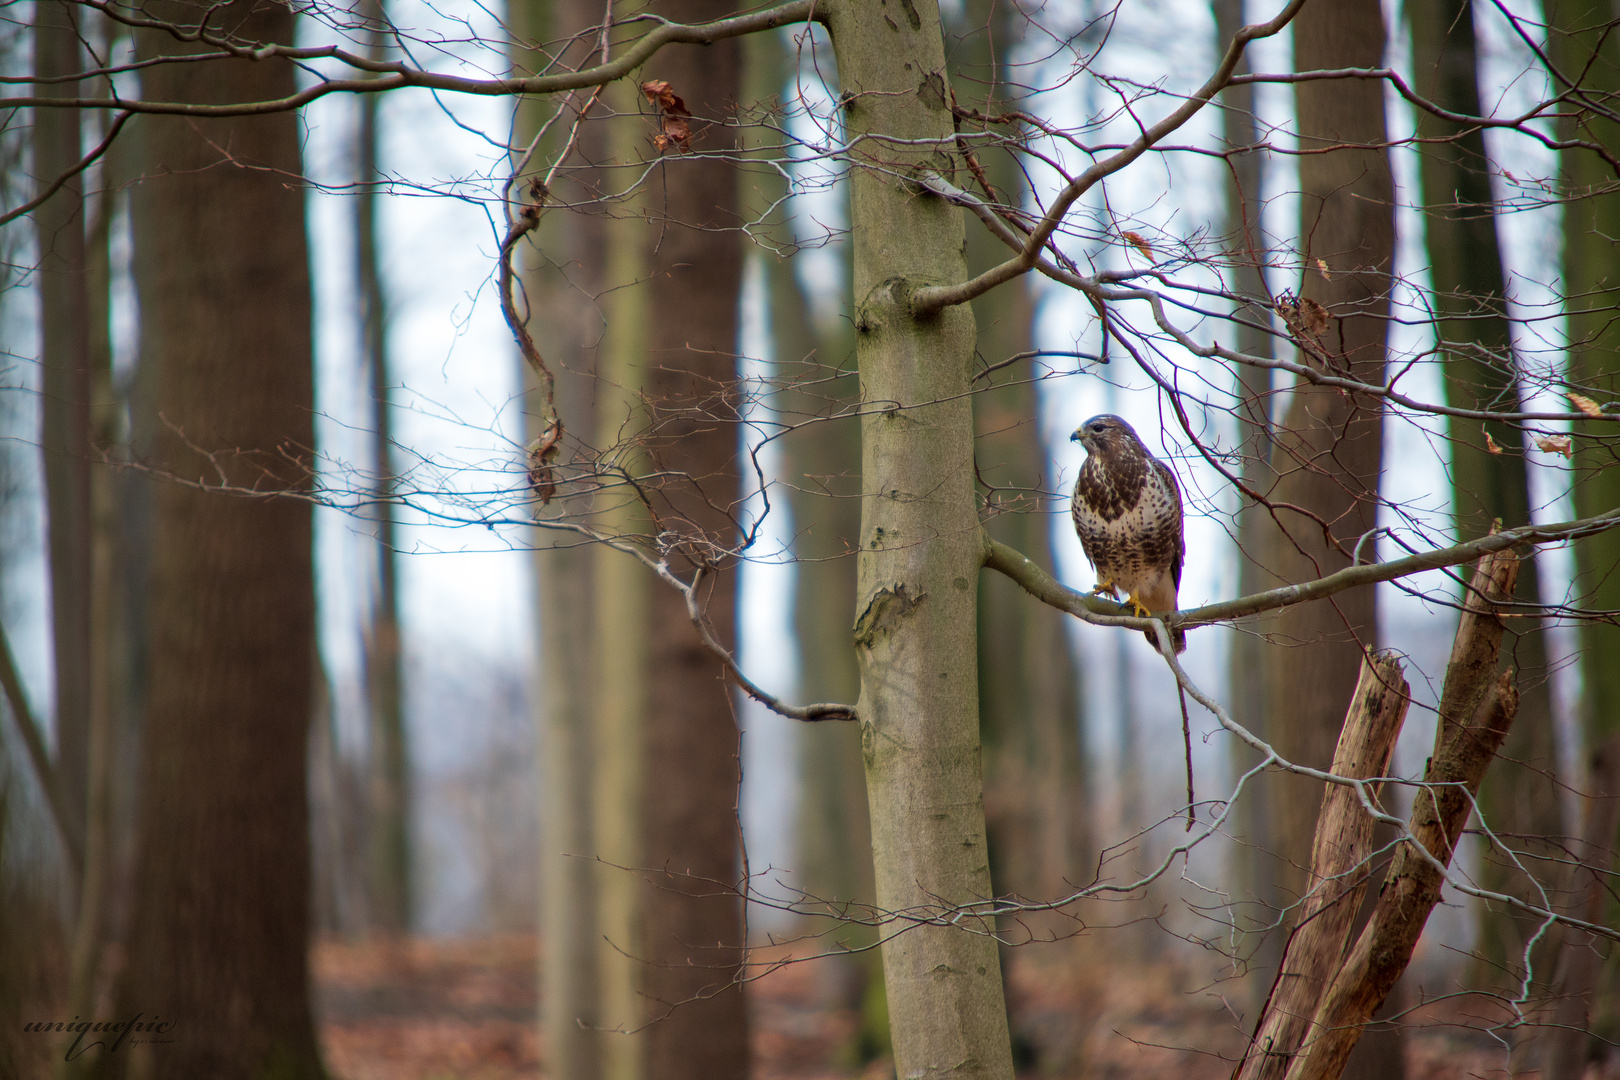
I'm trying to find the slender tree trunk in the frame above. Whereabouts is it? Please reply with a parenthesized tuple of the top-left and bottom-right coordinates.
(635, 5, 751, 1073)
(951, 0, 1089, 925)
(592, 77, 652, 1080)
(1409, 0, 1565, 1004)
(1215, 0, 1285, 998)
(62, 110, 129, 1079)
(828, 1, 1014, 1075)
(355, 0, 413, 940)
(1257, 7, 1396, 1075)
(31, 0, 93, 881)
(1259, 0, 1392, 896)
(1546, 3, 1620, 1065)
(110, 3, 325, 1075)
(746, 26, 879, 1033)
(510, 1, 607, 1075)
(1278, 10, 1402, 1074)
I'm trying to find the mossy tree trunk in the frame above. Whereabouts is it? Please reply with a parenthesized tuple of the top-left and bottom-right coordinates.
(828, 0, 1014, 1075)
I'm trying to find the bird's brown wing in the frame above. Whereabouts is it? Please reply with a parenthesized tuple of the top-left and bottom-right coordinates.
(1152, 457, 1186, 592)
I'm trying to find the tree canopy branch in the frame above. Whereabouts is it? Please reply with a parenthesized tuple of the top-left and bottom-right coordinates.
(910, 0, 1308, 316)
(2, 0, 820, 118)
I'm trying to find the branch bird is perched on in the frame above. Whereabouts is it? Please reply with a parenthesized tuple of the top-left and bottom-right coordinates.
(1070, 414, 1187, 654)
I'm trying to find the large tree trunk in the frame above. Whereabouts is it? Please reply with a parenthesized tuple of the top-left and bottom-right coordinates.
(1258, 4, 1398, 1076)
(636, 4, 751, 1073)
(828, 1, 1014, 1075)
(1408, 0, 1565, 1001)
(110, 4, 325, 1077)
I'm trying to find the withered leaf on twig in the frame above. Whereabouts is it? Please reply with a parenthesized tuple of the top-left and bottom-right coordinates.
(1276, 290, 1331, 348)
(1121, 230, 1155, 262)
(641, 79, 693, 153)
(1485, 430, 1505, 455)
(1568, 391, 1605, 418)
(527, 419, 563, 505)
(1535, 433, 1573, 458)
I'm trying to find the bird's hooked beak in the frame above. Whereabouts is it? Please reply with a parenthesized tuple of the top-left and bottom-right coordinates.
(1070, 429, 1083, 444)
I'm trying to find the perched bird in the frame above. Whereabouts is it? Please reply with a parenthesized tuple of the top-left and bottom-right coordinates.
(1070, 414, 1186, 654)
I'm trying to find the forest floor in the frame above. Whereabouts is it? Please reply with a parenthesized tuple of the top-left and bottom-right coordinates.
(312, 934, 1619, 1080)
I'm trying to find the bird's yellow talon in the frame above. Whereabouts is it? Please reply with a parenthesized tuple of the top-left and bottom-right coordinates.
(1090, 578, 1118, 598)
(1126, 595, 1152, 619)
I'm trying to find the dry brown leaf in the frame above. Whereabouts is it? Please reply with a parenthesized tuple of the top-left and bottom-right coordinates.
(640, 79, 693, 152)
(1316, 258, 1332, 282)
(640, 79, 685, 113)
(1299, 296, 1330, 337)
(527, 419, 563, 505)
(1568, 391, 1605, 418)
(1121, 230, 1154, 261)
(1535, 433, 1574, 458)
(1485, 430, 1505, 455)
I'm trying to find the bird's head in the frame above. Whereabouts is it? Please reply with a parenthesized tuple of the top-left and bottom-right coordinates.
(1070, 414, 1138, 455)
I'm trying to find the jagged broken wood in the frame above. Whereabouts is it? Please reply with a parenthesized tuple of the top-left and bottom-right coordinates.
(1233, 650, 1410, 1080)
(1273, 549, 1524, 1080)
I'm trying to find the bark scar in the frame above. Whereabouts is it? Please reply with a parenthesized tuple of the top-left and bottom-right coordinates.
(853, 584, 924, 649)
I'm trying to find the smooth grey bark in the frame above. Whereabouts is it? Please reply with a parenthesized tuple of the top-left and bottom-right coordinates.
(828, 0, 1013, 1075)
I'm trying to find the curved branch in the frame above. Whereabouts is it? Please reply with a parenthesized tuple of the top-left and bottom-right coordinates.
(655, 566, 858, 723)
(982, 504, 1620, 633)
(2, 0, 820, 117)
(910, 0, 1308, 316)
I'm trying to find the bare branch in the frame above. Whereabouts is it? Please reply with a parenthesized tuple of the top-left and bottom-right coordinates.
(0, 0, 821, 118)
(981, 505, 1620, 636)
(910, 0, 1309, 316)
(652, 566, 858, 723)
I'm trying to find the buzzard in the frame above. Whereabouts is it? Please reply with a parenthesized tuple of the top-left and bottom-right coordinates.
(1070, 414, 1186, 654)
